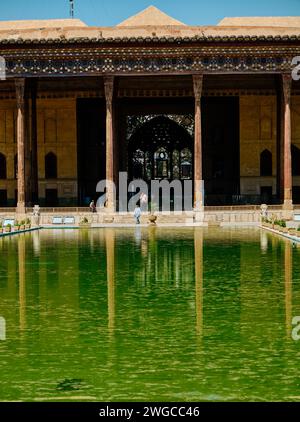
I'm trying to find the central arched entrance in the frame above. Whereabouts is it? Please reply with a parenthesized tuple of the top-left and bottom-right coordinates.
(128, 116, 193, 182)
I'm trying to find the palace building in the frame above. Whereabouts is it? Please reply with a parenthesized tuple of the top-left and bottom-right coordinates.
(0, 6, 300, 213)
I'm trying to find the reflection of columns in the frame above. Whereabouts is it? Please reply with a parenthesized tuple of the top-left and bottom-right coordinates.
(260, 230, 268, 253)
(18, 235, 26, 333)
(15, 78, 26, 213)
(284, 241, 292, 339)
(193, 75, 204, 210)
(282, 74, 293, 210)
(106, 229, 115, 334)
(194, 228, 203, 336)
(104, 76, 115, 211)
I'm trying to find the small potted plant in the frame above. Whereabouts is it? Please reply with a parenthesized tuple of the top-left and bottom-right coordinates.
(14, 220, 20, 231)
(19, 220, 25, 231)
(289, 228, 297, 236)
(0, 221, 3, 234)
(148, 202, 158, 225)
(25, 218, 31, 229)
(79, 217, 90, 227)
(279, 220, 288, 233)
(5, 223, 11, 233)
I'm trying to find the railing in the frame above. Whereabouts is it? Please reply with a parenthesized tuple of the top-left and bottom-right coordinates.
(0, 205, 286, 214)
(205, 204, 283, 212)
(33, 207, 90, 213)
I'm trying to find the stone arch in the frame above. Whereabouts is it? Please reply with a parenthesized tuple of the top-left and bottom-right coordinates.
(128, 115, 193, 181)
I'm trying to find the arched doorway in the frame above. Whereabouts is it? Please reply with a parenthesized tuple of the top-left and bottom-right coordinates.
(128, 116, 193, 210)
(128, 116, 193, 182)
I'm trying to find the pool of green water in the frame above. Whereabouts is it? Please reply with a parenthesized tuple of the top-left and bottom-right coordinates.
(0, 227, 300, 401)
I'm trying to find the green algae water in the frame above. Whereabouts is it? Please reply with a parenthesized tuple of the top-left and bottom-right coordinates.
(0, 227, 300, 402)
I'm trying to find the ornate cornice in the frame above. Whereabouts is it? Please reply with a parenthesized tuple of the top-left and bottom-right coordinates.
(0, 44, 299, 77)
(2, 55, 294, 76)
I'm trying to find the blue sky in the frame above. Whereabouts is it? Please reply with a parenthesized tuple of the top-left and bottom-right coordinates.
(0, 0, 299, 26)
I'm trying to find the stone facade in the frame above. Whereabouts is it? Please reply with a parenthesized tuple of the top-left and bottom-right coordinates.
(0, 97, 77, 206)
(240, 95, 300, 199)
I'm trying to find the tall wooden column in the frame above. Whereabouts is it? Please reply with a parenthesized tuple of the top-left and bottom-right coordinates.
(193, 75, 204, 211)
(15, 78, 26, 214)
(30, 80, 38, 205)
(282, 74, 293, 210)
(104, 76, 115, 212)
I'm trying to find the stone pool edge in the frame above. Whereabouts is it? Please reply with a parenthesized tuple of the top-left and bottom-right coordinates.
(260, 225, 300, 243)
(0, 227, 39, 238)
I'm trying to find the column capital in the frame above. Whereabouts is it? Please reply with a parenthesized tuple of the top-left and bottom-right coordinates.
(193, 74, 203, 102)
(282, 73, 292, 104)
(104, 76, 114, 107)
(15, 78, 25, 109)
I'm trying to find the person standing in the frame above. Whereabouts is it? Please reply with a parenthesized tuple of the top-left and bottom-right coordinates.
(134, 204, 142, 224)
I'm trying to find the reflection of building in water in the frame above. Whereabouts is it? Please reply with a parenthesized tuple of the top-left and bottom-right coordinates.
(194, 229, 203, 336)
(106, 229, 115, 334)
(32, 230, 41, 256)
(18, 234, 26, 334)
(131, 228, 194, 288)
(260, 230, 268, 253)
(284, 241, 292, 339)
(239, 234, 294, 344)
(37, 230, 80, 353)
(134, 226, 142, 246)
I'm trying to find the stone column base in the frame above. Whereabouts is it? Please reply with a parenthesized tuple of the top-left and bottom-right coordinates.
(282, 200, 294, 220)
(194, 208, 204, 223)
(16, 202, 26, 214)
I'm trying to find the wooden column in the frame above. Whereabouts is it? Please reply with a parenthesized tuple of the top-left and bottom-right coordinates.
(15, 78, 26, 214)
(193, 75, 204, 210)
(282, 74, 293, 209)
(30, 80, 38, 205)
(276, 78, 283, 202)
(104, 76, 115, 211)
